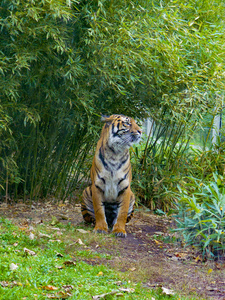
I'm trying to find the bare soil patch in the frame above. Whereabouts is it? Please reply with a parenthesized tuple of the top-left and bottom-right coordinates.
(0, 200, 225, 299)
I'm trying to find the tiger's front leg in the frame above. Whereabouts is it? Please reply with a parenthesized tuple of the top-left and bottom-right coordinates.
(92, 185, 109, 234)
(112, 188, 133, 238)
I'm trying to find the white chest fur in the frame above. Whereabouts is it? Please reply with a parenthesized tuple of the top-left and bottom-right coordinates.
(95, 167, 130, 202)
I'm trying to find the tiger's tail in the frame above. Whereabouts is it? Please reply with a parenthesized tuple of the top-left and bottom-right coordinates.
(126, 192, 135, 223)
(81, 186, 95, 224)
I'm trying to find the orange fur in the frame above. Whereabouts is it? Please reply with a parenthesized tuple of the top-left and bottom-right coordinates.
(81, 114, 141, 237)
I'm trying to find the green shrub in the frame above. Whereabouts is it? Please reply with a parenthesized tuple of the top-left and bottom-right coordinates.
(187, 140, 225, 181)
(131, 117, 191, 211)
(174, 173, 225, 259)
(1, 0, 224, 201)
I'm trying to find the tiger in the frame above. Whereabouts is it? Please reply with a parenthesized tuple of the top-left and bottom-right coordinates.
(81, 114, 142, 237)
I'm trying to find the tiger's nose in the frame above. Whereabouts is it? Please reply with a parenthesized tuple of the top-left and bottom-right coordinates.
(132, 130, 142, 137)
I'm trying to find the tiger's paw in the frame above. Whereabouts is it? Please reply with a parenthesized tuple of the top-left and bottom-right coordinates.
(112, 226, 127, 238)
(114, 231, 127, 238)
(93, 223, 108, 234)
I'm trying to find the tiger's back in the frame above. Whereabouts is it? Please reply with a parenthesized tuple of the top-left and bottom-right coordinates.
(81, 114, 141, 237)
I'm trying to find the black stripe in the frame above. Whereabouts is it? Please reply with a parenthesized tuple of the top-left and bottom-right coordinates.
(96, 169, 106, 184)
(95, 184, 104, 193)
(118, 185, 128, 196)
(85, 189, 89, 198)
(99, 147, 109, 170)
(106, 141, 116, 154)
(112, 123, 119, 137)
(82, 213, 90, 219)
(118, 170, 129, 185)
(116, 154, 129, 170)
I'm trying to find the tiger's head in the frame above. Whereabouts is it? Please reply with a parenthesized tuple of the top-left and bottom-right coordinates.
(101, 114, 142, 153)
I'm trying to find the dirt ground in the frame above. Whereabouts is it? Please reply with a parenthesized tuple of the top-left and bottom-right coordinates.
(0, 200, 225, 300)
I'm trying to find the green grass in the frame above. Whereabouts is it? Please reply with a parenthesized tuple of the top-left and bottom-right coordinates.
(0, 218, 196, 300)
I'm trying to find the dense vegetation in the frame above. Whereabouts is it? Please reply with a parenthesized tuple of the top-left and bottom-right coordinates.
(0, 0, 224, 211)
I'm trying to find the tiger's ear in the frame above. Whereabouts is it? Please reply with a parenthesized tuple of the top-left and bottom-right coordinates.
(101, 115, 110, 122)
(101, 114, 119, 125)
(101, 115, 116, 125)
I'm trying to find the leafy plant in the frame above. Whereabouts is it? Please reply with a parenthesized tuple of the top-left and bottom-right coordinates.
(132, 114, 191, 211)
(187, 140, 225, 182)
(174, 173, 225, 259)
(0, 0, 224, 201)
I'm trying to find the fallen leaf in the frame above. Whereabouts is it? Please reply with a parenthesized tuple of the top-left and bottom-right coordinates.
(208, 268, 213, 274)
(28, 225, 34, 231)
(129, 267, 136, 271)
(76, 238, 85, 245)
(39, 233, 51, 238)
(57, 214, 69, 220)
(10, 263, 19, 271)
(29, 232, 35, 240)
(49, 239, 61, 243)
(155, 231, 164, 235)
(56, 252, 64, 257)
(47, 292, 72, 299)
(92, 287, 135, 299)
(69, 239, 87, 248)
(194, 255, 202, 263)
(77, 229, 89, 234)
(50, 216, 59, 226)
(92, 290, 118, 299)
(97, 271, 103, 276)
(55, 231, 62, 236)
(161, 287, 175, 295)
(0, 281, 20, 287)
(174, 252, 188, 260)
(62, 285, 74, 292)
(35, 219, 43, 224)
(19, 227, 28, 231)
(154, 239, 163, 245)
(63, 261, 76, 266)
(42, 285, 59, 291)
(215, 263, 222, 269)
(51, 227, 61, 231)
(55, 265, 64, 269)
(119, 288, 135, 293)
(24, 248, 36, 256)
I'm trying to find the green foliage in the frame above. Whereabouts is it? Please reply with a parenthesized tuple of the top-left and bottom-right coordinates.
(0, 0, 94, 199)
(81, 0, 225, 117)
(132, 115, 191, 211)
(184, 140, 225, 182)
(0, 0, 224, 200)
(174, 173, 225, 259)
